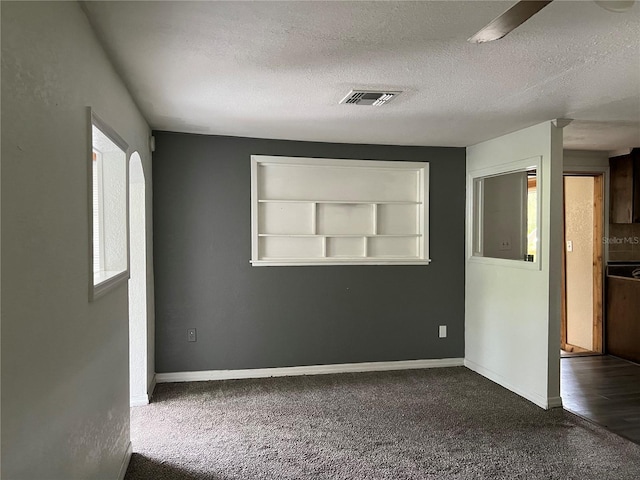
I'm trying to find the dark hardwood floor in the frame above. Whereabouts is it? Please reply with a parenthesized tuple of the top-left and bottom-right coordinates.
(561, 355, 640, 444)
(561, 349, 599, 358)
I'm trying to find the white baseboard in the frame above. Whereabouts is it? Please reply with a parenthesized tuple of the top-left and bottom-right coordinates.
(147, 373, 156, 401)
(117, 441, 132, 480)
(156, 358, 465, 383)
(130, 374, 157, 407)
(464, 358, 562, 410)
(130, 394, 149, 407)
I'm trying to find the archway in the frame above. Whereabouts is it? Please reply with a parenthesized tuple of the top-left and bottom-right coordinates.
(129, 152, 148, 405)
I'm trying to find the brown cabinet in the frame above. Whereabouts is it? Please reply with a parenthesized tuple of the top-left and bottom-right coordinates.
(606, 275, 640, 363)
(610, 148, 640, 223)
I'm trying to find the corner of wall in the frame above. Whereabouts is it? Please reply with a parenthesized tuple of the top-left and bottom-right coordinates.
(117, 442, 133, 480)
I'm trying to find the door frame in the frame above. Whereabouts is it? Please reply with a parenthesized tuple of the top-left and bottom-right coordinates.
(561, 172, 605, 354)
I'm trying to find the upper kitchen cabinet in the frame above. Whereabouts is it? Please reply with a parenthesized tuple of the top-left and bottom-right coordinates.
(610, 148, 640, 224)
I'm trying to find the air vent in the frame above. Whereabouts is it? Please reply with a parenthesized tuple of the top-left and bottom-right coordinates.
(339, 90, 401, 106)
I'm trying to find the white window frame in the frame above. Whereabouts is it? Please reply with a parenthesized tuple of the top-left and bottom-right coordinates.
(251, 155, 430, 266)
(89, 109, 130, 300)
(466, 155, 543, 271)
(92, 149, 106, 273)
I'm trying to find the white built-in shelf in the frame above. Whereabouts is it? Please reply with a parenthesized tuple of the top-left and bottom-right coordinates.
(251, 155, 430, 266)
(258, 199, 422, 205)
(258, 234, 421, 238)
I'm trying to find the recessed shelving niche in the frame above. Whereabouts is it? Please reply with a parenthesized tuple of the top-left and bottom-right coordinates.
(251, 155, 430, 266)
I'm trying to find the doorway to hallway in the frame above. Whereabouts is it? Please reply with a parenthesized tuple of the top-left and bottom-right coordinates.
(561, 174, 604, 357)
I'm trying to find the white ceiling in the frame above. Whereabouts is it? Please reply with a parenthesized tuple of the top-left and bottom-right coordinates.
(83, 0, 640, 151)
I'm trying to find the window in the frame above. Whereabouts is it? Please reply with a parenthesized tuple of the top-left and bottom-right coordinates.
(469, 156, 541, 268)
(527, 174, 537, 260)
(90, 111, 129, 299)
(251, 155, 430, 266)
(92, 149, 105, 274)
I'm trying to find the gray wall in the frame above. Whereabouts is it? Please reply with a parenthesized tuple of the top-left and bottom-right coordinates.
(482, 171, 527, 260)
(153, 132, 465, 372)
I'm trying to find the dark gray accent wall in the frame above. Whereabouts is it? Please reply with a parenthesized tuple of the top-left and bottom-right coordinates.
(153, 132, 465, 373)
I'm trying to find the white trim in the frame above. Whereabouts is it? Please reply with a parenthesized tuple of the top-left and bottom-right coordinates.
(148, 373, 156, 400)
(250, 156, 259, 262)
(130, 374, 156, 407)
(257, 234, 421, 238)
(464, 358, 562, 410)
(251, 155, 429, 266)
(130, 394, 150, 407)
(91, 110, 128, 152)
(91, 270, 129, 301)
(156, 358, 464, 383)
(254, 156, 428, 170)
(466, 155, 543, 270)
(250, 259, 431, 267)
(117, 442, 132, 480)
(467, 155, 541, 177)
(147, 373, 156, 398)
(258, 199, 422, 205)
(466, 256, 540, 270)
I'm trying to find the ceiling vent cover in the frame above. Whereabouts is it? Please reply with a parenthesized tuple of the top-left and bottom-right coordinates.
(339, 90, 401, 106)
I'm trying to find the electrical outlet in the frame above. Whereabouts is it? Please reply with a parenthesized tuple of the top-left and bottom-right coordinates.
(499, 238, 512, 251)
(187, 328, 197, 342)
(439, 325, 447, 338)
(566, 240, 573, 252)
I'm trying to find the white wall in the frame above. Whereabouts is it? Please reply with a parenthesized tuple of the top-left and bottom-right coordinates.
(465, 121, 563, 409)
(1, 2, 152, 479)
(129, 153, 151, 406)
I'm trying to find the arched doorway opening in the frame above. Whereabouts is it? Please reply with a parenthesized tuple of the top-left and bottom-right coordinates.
(129, 152, 149, 405)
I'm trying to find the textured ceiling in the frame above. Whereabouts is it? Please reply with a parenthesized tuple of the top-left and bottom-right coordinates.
(83, 1, 640, 150)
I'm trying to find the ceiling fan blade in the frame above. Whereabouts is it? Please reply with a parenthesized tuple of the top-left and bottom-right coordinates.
(468, 0, 554, 43)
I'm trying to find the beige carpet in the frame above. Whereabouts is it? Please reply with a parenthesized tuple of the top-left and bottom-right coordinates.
(126, 367, 640, 479)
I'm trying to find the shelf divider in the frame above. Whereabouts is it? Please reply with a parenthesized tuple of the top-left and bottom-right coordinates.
(372, 203, 378, 235)
(311, 202, 317, 235)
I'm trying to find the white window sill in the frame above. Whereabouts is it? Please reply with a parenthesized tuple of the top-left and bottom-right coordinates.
(250, 259, 432, 267)
(91, 269, 129, 301)
(467, 255, 541, 271)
